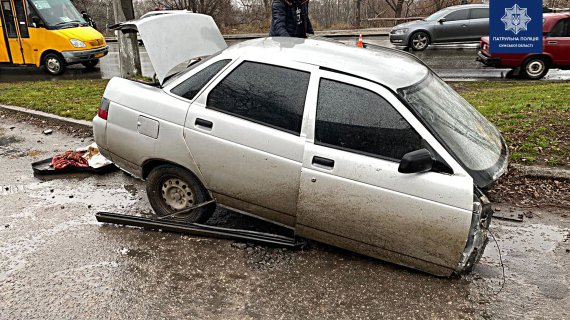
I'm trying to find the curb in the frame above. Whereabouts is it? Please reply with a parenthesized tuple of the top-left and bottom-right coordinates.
(2, 103, 569, 181)
(510, 163, 570, 181)
(0, 104, 92, 131)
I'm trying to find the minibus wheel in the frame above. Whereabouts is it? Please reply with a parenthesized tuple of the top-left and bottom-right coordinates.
(43, 53, 66, 75)
(81, 60, 99, 69)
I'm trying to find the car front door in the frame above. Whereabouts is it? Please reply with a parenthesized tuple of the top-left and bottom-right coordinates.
(434, 8, 470, 42)
(184, 59, 317, 227)
(545, 18, 570, 66)
(296, 71, 475, 275)
(468, 7, 489, 40)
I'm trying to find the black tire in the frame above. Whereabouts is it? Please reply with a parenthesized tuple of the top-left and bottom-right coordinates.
(81, 59, 99, 69)
(409, 31, 430, 51)
(146, 164, 213, 222)
(42, 53, 66, 75)
(521, 57, 549, 80)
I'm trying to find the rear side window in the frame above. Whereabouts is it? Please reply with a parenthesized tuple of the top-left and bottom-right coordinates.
(171, 59, 231, 100)
(315, 79, 422, 161)
(470, 8, 489, 19)
(207, 61, 310, 135)
(549, 19, 570, 37)
(445, 9, 469, 21)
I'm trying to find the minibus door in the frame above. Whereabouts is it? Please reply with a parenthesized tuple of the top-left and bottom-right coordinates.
(0, 0, 30, 64)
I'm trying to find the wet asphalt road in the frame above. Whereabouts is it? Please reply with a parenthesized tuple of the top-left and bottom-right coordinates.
(0, 112, 569, 319)
(1, 36, 570, 82)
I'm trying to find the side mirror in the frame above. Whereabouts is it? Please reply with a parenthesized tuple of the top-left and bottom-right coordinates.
(398, 149, 433, 174)
(31, 16, 43, 27)
(438, 18, 446, 24)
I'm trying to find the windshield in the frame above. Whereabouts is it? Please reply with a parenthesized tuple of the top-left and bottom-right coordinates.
(29, 0, 86, 28)
(399, 73, 507, 187)
(424, 9, 451, 21)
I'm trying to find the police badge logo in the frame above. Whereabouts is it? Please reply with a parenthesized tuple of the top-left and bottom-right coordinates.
(501, 4, 532, 35)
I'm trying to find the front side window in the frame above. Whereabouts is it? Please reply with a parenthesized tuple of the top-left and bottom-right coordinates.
(470, 8, 489, 19)
(207, 61, 310, 135)
(171, 59, 231, 100)
(549, 18, 570, 37)
(445, 9, 469, 21)
(315, 79, 422, 161)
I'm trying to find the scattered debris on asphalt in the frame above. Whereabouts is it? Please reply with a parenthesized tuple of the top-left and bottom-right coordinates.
(42, 129, 53, 135)
(492, 211, 523, 222)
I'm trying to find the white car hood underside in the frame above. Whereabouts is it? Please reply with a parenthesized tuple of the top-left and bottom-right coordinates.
(113, 12, 227, 84)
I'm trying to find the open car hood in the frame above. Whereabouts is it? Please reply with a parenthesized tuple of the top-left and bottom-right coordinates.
(111, 12, 227, 84)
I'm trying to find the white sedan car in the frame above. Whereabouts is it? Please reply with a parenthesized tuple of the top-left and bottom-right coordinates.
(94, 12, 507, 276)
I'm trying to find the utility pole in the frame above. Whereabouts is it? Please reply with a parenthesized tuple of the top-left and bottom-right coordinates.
(112, 0, 141, 78)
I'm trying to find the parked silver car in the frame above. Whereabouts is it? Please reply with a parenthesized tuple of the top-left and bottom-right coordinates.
(95, 12, 507, 276)
(390, 4, 489, 51)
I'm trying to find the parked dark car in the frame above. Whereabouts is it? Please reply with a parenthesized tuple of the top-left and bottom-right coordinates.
(390, 4, 489, 51)
(477, 13, 570, 79)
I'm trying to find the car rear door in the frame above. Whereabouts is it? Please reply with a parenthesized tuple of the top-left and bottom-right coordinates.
(296, 71, 474, 274)
(545, 18, 570, 66)
(184, 58, 317, 227)
(469, 7, 489, 40)
(434, 8, 470, 42)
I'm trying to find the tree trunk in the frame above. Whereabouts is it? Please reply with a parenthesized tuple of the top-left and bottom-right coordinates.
(112, 0, 141, 78)
(355, 0, 361, 27)
(395, 0, 404, 18)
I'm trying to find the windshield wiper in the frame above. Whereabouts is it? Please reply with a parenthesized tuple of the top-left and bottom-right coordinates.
(54, 20, 82, 27)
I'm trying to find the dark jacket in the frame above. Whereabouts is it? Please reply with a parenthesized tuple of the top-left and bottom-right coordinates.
(269, 0, 314, 38)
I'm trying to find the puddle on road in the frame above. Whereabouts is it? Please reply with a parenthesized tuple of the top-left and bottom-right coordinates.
(28, 181, 141, 211)
(0, 136, 22, 146)
(495, 223, 566, 254)
(471, 221, 570, 314)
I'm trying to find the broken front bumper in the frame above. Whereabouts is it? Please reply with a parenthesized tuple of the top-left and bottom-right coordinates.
(456, 190, 493, 274)
(476, 51, 501, 67)
(61, 46, 109, 64)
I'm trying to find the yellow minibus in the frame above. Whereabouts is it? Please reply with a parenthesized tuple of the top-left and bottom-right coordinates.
(0, 0, 107, 75)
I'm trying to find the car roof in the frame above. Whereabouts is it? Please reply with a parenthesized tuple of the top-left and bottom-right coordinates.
(543, 12, 570, 31)
(544, 12, 570, 19)
(443, 4, 489, 10)
(218, 37, 429, 90)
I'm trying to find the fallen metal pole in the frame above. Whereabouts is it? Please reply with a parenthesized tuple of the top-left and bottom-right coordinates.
(96, 212, 303, 248)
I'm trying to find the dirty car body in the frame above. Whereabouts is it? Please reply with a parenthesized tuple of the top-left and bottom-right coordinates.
(94, 12, 507, 277)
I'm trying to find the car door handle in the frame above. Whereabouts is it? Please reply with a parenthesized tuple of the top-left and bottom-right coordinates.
(548, 41, 557, 44)
(461, 24, 468, 27)
(312, 156, 335, 169)
(195, 118, 213, 129)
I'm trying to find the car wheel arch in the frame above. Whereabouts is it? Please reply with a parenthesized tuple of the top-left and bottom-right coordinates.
(408, 30, 432, 50)
(39, 49, 63, 67)
(521, 55, 552, 79)
(141, 159, 211, 197)
(522, 54, 553, 66)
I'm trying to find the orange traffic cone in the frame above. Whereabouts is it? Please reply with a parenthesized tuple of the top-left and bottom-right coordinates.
(357, 34, 363, 48)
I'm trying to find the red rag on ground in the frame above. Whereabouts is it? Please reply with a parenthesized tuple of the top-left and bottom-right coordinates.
(51, 151, 89, 170)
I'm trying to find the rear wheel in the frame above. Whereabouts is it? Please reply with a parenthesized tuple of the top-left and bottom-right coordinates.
(522, 57, 549, 80)
(409, 31, 430, 51)
(42, 53, 66, 75)
(81, 59, 99, 69)
(146, 165, 214, 222)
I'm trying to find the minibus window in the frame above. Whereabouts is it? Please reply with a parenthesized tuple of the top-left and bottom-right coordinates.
(1, 0, 17, 37)
(13, 0, 29, 37)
